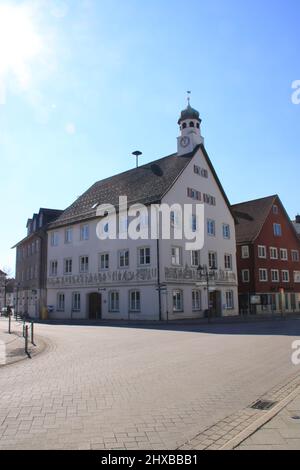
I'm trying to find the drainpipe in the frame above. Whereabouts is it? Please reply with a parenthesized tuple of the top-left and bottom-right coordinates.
(157, 238, 162, 321)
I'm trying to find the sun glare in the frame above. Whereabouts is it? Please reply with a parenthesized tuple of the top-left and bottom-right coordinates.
(0, 3, 42, 90)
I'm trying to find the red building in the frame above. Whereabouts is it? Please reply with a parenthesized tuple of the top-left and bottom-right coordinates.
(232, 195, 300, 314)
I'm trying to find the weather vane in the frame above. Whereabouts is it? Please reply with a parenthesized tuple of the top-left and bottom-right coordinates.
(187, 90, 191, 105)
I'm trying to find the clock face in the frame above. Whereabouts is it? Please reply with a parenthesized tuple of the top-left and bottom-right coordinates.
(180, 136, 190, 148)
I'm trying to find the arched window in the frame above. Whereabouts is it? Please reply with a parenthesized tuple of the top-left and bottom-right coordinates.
(196, 122, 200, 129)
(189, 121, 195, 128)
(182, 122, 187, 129)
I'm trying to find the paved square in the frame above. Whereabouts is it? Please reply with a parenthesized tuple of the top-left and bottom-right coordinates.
(0, 319, 300, 449)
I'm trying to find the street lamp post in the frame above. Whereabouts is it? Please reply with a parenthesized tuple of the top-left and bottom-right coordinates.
(197, 264, 217, 323)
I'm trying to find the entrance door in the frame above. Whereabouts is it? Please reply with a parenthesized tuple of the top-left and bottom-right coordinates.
(88, 293, 102, 320)
(209, 290, 222, 317)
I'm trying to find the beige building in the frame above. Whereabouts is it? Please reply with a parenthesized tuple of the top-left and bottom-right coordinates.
(46, 102, 238, 320)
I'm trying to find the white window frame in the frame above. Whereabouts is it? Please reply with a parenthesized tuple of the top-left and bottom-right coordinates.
(259, 268, 268, 282)
(57, 293, 65, 312)
(242, 269, 250, 283)
(192, 290, 201, 311)
(271, 269, 279, 282)
(291, 250, 300, 262)
(173, 290, 183, 312)
(171, 246, 182, 266)
(282, 270, 290, 283)
(138, 247, 151, 266)
(50, 232, 59, 247)
(225, 291, 234, 309)
(99, 252, 109, 271)
(129, 290, 141, 312)
(119, 249, 129, 268)
(191, 250, 200, 267)
(49, 260, 58, 277)
(208, 251, 218, 269)
(273, 223, 282, 237)
(280, 248, 288, 261)
(109, 291, 120, 312)
(222, 224, 231, 239)
(224, 253, 232, 270)
(64, 258, 72, 275)
(207, 219, 216, 237)
(65, 228, 73, 244)
(79, 256, 89, 273)
(258, 245, 267, 259)
(241, 245, 249, 259)
(72, 292, 81, 312)
(270, 247, 278, 260)
(80, 224, 89, 241)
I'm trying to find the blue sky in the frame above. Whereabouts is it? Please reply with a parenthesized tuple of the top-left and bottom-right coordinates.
(0, 0, 299, 273)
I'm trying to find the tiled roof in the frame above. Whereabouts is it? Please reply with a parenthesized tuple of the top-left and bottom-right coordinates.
(48, 148, 199, 229)
(232, 195, 277, 243)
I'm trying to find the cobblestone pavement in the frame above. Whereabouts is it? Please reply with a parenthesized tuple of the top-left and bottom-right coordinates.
(0, 319, 299, 450)
(237, 391, 300, 450)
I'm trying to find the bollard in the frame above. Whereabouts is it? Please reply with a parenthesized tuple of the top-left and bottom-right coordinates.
(25, 325, 29, 355)
(31, 322, 34, 345)
(8, 314, 11, 334)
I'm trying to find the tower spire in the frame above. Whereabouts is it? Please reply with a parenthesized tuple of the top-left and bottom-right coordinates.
(187, 90, 191, 106)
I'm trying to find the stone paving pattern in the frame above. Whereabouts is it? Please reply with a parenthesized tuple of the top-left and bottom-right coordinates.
(0, 318, 300, 450)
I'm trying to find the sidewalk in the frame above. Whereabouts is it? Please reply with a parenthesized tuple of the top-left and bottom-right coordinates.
(237, 391, 300, 450)
(0, 318, 46, 366)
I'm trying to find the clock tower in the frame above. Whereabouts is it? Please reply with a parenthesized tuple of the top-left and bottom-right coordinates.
(177, 97, 204, 156)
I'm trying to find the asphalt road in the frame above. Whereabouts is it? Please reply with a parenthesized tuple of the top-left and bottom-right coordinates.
(0, 319, 299, 449)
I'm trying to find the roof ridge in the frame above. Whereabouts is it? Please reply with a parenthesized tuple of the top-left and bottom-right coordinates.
(232, 194, 277, 208)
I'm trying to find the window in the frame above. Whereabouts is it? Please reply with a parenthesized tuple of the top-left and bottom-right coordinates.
(51, 232, 59, 247)
(119, 250, 129, 268)
(50, 260, 58, 277)
(242, 269, 250, 283)
(258, 245, 266, 258)
(294, 271, 300, 283)
(182, 122, 187, 129)
(282, 270, 290, 282)
(64, 258, 72, 275)
(191, 250, 200, 267)
(203, 193, 216, 206)
(280, 248, 288, 260)
(194, 165, 208, 178)
(224, 254, 232, 270)
(35, 240, 39, 252)
(225, 291, 234, 309)
(270, 247, 278, 259)
(273, 223, 282, 237)
(79, 256, 89, 273)
(207, 219, 215, 236)
(99, 253, 109, 270)
(273, 205, 278, 214)
(80, 224, 89, 241)
(129, 291, 140, 311)
(109, 291, 119, 312)
(208, 251, 218, 269)
(65, 228, 73, 244)
(187, 187, 201, 201)
(72, 292, 81, 311)
(192, 290, 201, 311)
(259, 268, 268, 282)
(271, 269, 279, 282)
(191, 214, 197, 232)
(189, 121, 194, 127)
(138, 247, 151, 266)
(223, 224, 230, 239)
(241, 245, 249, 259)
(57, 293, 65, 312)
(173, 290, 183, 312)
(171, 247, 182, 266)
(291, 250, 300, 262)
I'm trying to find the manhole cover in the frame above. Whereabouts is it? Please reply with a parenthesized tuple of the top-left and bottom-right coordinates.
(251, 399, 277, 410)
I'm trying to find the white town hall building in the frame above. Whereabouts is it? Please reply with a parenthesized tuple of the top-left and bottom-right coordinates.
(46, 102, 238, 320)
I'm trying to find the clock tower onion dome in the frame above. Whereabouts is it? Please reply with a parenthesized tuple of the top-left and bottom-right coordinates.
(177, 96, 204, 155)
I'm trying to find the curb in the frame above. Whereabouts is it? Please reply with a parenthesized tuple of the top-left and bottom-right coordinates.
(221, 384, 300, 450)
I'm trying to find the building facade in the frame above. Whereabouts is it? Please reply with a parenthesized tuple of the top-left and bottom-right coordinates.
(46, 102, 239, 320)
(0, 270, 6, 310)
(13, 208, 63, 318)
(233, 195, 300, 314)
(293, 215, 300, 236)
